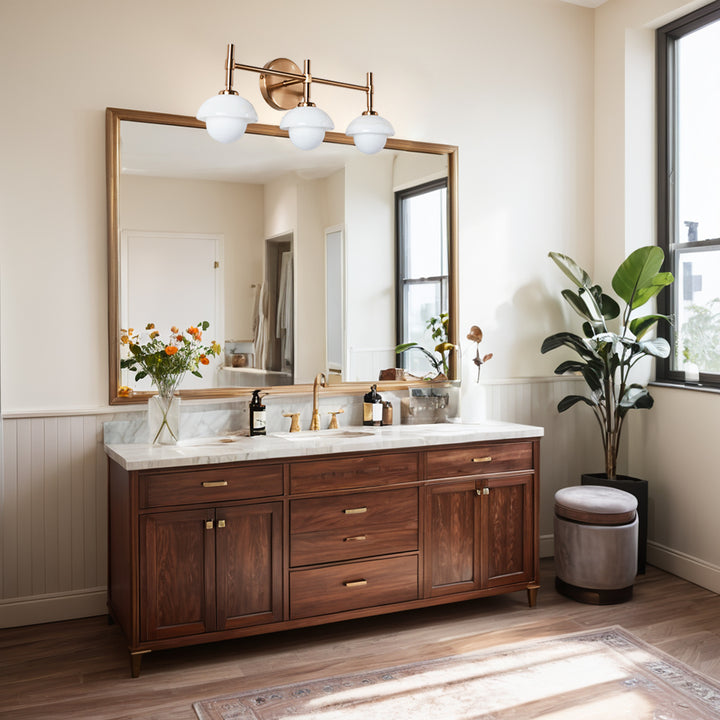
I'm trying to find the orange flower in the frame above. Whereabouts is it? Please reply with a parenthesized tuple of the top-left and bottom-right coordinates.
(170, 326, 179, 334)
(150, 331, 159, 339)
(165, 345, 178, 356)
(145, 323, 155, 330)
(120, 335, 130, 345)
(200, 355, 209, 365)
(176, 335, 184, 342)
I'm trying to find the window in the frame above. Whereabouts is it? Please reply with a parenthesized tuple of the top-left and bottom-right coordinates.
(395, 179, 449, 376)
(658, 1, 720, 386)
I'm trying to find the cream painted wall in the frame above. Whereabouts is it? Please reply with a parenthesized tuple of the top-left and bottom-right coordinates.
(595, 0, 720, 591)
(0, 0, 595, 412)
(120, 175, 264, 342)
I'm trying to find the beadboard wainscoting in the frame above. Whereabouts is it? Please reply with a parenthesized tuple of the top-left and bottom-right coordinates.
(0, 377, 594, 628)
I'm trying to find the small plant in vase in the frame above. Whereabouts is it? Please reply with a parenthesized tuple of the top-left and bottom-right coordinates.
(120, 322, 221, 444)
(395, 313, 456, 380)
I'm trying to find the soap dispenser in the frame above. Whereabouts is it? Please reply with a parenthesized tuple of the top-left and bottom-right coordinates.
(363, 384, 383, 427)
(249, 389, 267, 436)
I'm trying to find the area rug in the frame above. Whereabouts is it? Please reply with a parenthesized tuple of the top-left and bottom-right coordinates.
(193, 626, 720, 719)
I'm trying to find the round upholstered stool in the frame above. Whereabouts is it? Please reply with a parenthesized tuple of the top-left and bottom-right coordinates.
(554, 485, 638, 605)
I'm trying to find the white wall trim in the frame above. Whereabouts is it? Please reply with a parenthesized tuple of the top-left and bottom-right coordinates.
(0, 587, 107, 628)
(648, 541, 720, 596)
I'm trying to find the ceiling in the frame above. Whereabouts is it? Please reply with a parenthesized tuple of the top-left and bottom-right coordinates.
(558, 0, 608, 7)
(120, 120, 358, 184)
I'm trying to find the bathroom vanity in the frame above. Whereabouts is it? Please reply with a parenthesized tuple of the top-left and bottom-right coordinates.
(105, 422, 543, 677)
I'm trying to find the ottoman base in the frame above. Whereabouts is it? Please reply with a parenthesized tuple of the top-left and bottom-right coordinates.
(555, 576, 634, 605)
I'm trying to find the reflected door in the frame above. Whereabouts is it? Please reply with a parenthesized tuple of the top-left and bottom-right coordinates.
(120, 230, 223, 390)
(325, 228, 345, 380)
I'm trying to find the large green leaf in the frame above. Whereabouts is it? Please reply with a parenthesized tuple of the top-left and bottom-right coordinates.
(558, 394, 597, 412)
(580, 364, 603, 392)
(549, 252, 593, 289)
(611, 246, 673, 309)
(541, 332, 594, 359)
(598, 292, 621, 320)
(637, 337, 671, 358)
(554, 360, 587, 374)
(629, 313, 670, 340)
(561, 289, 595, 320)
(618, 385, 654, 416)
(578, 287, 604, 324)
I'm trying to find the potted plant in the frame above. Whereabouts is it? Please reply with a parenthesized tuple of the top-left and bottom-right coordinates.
(395, 313, 455, 380)
(541, 246, 674, 572)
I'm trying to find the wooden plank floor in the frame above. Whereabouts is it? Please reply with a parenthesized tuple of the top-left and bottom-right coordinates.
(1, 559, 719, 719)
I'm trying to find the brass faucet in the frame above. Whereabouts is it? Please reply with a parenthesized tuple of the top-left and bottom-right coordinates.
(310, 372, 327, 430)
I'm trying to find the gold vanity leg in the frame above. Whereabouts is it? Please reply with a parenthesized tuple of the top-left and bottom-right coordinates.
(526, 583, 540, 608)
(130, 649, 151, 678)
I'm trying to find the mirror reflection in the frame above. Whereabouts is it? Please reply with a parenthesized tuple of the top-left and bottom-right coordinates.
(108, 109, 457, 402)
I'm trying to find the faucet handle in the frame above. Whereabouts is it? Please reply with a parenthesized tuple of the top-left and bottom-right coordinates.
(327, 409, 345, 429)
(282, 412, 301, 433)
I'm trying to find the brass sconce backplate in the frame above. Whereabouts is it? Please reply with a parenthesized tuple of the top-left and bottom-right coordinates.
(259, 58, 304, 110)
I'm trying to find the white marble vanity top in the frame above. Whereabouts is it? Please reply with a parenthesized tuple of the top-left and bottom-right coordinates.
(104, 421, 544, 471)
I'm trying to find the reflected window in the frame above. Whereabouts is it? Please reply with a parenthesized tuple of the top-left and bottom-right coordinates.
(658, 2, 720, 385)
(396, 179, 449, 376)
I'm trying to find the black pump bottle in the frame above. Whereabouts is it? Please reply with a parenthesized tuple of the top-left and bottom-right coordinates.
(249, 389, 267, 436)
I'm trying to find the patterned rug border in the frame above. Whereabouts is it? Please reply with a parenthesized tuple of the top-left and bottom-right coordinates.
(193, 625, 720, 719)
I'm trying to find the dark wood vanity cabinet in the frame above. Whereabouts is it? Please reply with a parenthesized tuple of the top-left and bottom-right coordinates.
(139, 502, 283, 642)
(108, 437, 540, 677)
(424, 442, 536, 598)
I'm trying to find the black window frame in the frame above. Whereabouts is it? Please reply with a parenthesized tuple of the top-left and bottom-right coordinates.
(657, 0, 720, 388)
(395, 177, 450, 352)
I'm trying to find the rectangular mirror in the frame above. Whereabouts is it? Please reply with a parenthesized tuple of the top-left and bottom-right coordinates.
(106, 108, 458, 403)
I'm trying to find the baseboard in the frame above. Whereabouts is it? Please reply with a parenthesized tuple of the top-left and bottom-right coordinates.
(539, 534, 554, 559)
(0, 587, 107, 628)
(647, 541, 720, 595)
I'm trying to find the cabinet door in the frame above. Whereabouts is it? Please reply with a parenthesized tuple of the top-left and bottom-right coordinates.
(215, 502, 283, 631)
(140, 508, 215, 641)
(481, 474, 534, 589)
(424, 480, 480, 597)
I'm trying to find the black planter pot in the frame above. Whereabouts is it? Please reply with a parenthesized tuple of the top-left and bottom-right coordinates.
(581, 473, 647, 575)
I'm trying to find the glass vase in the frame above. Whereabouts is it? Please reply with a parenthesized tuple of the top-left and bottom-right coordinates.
(148, 392, 180, 445)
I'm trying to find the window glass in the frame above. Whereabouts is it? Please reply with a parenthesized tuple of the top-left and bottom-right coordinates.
(396, 179, 450, 376)
(658, 2, 720, 384)
(677, 19, 720, 242)
(403, 187, 448, 279)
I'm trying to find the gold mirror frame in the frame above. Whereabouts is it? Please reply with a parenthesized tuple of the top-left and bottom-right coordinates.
(106, 107, 459, 404)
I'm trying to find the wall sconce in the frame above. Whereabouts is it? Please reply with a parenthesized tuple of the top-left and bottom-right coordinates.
(197, 44, 394, 154)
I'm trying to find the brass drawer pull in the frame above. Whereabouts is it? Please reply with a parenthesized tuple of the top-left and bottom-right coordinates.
(343, 579, 368, 588)
(217, 519, 226, 528)
(472, 457, 493, 463)
(343, 507, 368, 515)
(205, 520, 214, 530)
(202, 480, 228, 487)
(343, 535, 367, 542)
(476, 488, 490, 496)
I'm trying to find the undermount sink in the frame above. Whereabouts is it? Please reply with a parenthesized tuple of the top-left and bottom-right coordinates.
(272, 429, 375, 441)
(177, 436, 244, 447)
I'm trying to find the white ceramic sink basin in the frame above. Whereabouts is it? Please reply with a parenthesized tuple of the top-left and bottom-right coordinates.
(272, 429, 375, 441)
(177, 436, 244, 447)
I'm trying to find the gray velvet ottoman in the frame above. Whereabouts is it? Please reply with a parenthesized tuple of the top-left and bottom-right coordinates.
(554, 485, 638, 605)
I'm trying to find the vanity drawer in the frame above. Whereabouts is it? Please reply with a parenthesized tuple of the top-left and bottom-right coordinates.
(290, 488, 418, 566)
(139, 464, 283, 508)
(290, 555, 418, 619)
(290, 452, 418, 494)
(426, 442, 533, 479)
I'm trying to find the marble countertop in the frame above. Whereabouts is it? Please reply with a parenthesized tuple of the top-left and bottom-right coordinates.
(104, 421, 544, 471)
